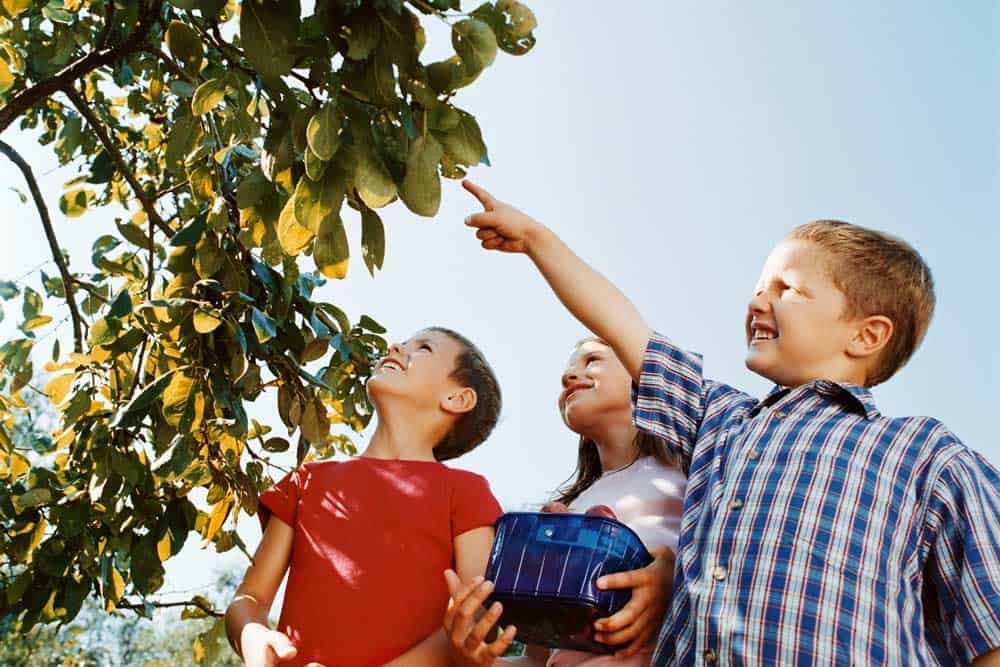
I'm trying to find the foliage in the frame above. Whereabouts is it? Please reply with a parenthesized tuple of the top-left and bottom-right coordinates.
(0, 0, 536, 644)
(0, 566, 244, 665)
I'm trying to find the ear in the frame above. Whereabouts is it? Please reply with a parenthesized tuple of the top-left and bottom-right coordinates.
(846, 315, 894, 360)
(440, 387, 477, 415)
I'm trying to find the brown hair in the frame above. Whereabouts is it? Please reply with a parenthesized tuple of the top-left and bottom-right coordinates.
(788, 220, 935, 386)
(427, 327, 502, 462)
(553, 337, 681, 506)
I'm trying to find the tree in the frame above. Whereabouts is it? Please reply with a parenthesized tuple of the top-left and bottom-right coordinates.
(0, 0, 537, 654)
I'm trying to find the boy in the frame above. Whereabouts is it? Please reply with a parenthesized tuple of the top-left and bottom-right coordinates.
(226, 327, 504, 666)
(447, 181, 1000, 665)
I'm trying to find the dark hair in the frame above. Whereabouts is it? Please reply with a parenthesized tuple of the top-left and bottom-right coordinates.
(553, 432, 680, 506)
(427, 327, 502, 462)
(552, 337, 681, 506)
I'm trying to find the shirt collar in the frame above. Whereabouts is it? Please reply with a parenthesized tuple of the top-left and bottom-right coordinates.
(751, 380, 881, 420)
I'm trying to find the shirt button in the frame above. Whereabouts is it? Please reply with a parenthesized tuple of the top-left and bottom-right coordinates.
(704, 648, 718, 663)
(774, 410, 787, 419)
(730, 498, 744, 510)
(712, 565, 727, 581)
(747, 449, 760, 460)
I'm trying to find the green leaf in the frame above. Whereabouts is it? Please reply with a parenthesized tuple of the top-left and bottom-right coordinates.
(350, 137, 397, 209)
(452, 19, 498, 72)
(194, 233, 224, 278)
(305, 147, 328, 181)
(108, 289, 133, 318)
(344, 5, 380, 60)
(165, 114, 200, 174)
(193, 307, 223, 333)
(437, 109, 488, 166)
(0, 281, 18, 300)
(360, 204, 385, 276)
(314, 211, 350, 279)
(111, 368, 186, 429)
(294, 163, 346, 232)
(251, 307, 277, 342)
(169, 216, 206, 246)
(59, 188, 92, 218)
(88, 316, 120, 346)
(306, 103, 342, 161)
(262, 436, 290, 452)
(191, 78, 227, 116)
(400, 134, 443, 216)
(166, 20, 204, 74)
(359, 314, 386, 333)
(472, 0, 537, 55)
(240, 0, 300, 80)
(237, 169, 271, 208)
(12, 488, 53, 515)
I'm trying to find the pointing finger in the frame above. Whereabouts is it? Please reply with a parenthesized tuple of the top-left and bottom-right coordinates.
(462, 179, 498, 209)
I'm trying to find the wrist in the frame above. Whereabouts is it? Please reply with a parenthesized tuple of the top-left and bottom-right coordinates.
(523, 221, 554, 260)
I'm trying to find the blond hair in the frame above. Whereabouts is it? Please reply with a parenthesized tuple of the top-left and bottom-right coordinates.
(788, 220, 935, 386)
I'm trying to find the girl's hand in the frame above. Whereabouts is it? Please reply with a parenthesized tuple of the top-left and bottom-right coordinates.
(592, 545, 676, 657)
(462, 180, 545, 255)
(239, 624, 298, 666)
(443, 570, 518, 665)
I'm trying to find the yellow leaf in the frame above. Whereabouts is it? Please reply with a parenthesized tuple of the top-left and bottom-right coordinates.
(193, 308, 223, 334)
(105, 567, 125, 611)
(204, 497, 231, 542)
(52, 427, 75, 450)
(44, 373, 74, 406)
(193, 637, 205, 663)
(191, 78, 227, 116)
(277, 194, 314, 255)
(0, 57, 12, 94)
(157, 533, 171, 561)
(1, 0, 30, 18)
(59, 188, 94, 218)
(314, 212, 350, 279)
(10, 452, 29, 478)
(22, 315, 53, 331)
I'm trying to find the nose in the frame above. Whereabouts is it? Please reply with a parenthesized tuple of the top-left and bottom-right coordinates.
(388, 342, 404, 358)
(748, 289, 771, 316)
(561, 368, 579, 388)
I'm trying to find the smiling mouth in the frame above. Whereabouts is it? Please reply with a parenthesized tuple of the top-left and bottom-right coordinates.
(564, 386, 591, 402)
(378, 359, 405, 373)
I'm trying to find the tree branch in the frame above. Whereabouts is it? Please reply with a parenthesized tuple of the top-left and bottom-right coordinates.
(117, 597, 223, 617)
(0, 140, 85, 353)
(143, 47, 197, 85)
(63, 86, 175, 239)
(0, 0, 162, 136)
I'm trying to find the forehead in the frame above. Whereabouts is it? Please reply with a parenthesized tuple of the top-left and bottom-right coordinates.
(567, 339, 611, 364)
(407, 329, 463, 356)
(760, 239, 836, 282)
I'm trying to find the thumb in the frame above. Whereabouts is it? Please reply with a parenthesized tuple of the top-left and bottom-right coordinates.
(269, 631, 298, 660)
(542, 502, 570, 514)
(461, 179, 497, 210)
(443, 568, 462, 597)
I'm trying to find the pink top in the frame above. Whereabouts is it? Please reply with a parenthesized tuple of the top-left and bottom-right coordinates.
(548, 456, 687, 667)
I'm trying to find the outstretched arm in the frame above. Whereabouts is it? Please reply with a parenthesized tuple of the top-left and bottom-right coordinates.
(462, 180, 651, 381)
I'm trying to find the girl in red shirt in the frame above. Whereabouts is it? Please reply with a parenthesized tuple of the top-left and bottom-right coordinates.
(225, 327, 504, 666)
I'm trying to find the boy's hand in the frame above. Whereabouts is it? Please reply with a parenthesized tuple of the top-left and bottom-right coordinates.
(462, 180, 544, 255)
(239, 624, 298, 666)
(443, 570, 517, 665)
(592, 546, 675, 657)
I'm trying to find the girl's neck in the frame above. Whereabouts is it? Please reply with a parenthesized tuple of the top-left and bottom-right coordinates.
(362, 408, 446, 462)
(585, 420, 640, 474)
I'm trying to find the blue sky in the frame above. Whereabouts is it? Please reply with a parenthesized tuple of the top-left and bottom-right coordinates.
(2, 0, 997, 604)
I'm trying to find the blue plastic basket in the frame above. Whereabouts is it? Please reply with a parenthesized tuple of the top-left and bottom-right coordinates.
(484, 512, 653, 653)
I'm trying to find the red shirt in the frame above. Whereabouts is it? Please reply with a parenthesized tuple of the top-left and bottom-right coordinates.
(257, 457, 502, 666)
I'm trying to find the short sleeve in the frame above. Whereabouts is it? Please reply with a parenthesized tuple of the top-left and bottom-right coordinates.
(450, 470, 503, 538)
(631, 331, 708, 466)
(924, 448, 1000, 662)
(258, 466, 303, 531)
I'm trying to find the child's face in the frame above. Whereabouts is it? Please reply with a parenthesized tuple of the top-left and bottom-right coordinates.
(558, 340, 632, 433)
(745, 239, 862, 387)
(368, 329, 467, 409)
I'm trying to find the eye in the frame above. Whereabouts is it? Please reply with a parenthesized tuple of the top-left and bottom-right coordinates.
(419, 343, 431, 352)
(585, 355, 598, 366)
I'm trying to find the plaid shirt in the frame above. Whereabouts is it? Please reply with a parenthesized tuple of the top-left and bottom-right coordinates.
(634, 332, 1000, 665)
